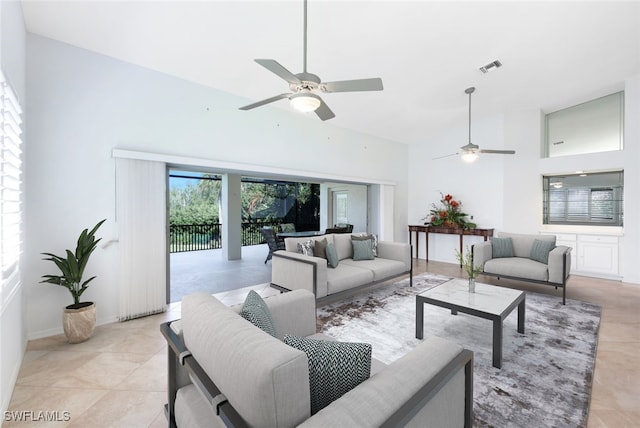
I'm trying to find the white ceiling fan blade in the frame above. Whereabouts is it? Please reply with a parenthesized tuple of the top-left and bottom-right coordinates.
(254, 59, 301, 85)
(239, 93, 291, 110)
(315, 99, 335, 121)
(321, 78, 383, 93)
(478, 149, 516, 154)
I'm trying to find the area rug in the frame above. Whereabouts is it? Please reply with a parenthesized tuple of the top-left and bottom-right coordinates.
(317, 273, 601, 428)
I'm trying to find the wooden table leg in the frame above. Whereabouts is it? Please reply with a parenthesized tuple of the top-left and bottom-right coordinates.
(459, 234, 464, 267)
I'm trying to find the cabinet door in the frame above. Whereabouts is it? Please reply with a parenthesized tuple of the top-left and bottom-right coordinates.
(576, 236, 619, 275)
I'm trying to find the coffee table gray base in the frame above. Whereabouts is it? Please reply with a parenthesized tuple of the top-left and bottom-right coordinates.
(416, 280, 525, 369)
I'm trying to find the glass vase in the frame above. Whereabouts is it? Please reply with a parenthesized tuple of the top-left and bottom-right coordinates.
(468, 278, 476, 293)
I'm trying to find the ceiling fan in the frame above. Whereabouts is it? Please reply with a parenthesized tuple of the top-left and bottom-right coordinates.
(238, 0, 383, 121)
(434, 87, 516, 162)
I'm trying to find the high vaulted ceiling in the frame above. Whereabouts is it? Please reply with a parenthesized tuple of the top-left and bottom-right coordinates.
(21, 1, 640, 145)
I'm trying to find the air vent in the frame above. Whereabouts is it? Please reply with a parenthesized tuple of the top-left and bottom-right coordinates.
(479, 60, 502, 73)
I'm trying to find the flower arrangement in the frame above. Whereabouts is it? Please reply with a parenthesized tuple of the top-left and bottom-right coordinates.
(425, 193, 476, 229)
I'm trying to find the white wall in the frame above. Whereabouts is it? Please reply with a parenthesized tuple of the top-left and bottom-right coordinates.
(321, 182, 368, 233)
(24, 34, 408, 338)
(409, 75, 640, 284)
(0, 0, 26, 415)
(408, 115, 506, 262)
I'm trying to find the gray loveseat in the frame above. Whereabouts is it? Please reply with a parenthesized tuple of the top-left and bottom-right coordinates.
(271, 233, 412, 302)
(472, 232, 572, 304)
(161, 289, 473, 427)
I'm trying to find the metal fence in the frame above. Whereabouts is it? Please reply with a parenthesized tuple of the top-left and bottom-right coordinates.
(169, 221, 281, 253)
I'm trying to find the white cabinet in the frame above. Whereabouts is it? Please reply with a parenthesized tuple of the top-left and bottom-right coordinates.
(542, 232, 620, 279)
(576, 235, 619, 277)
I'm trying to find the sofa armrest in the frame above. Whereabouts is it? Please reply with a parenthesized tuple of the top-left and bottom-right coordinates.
(472, 241, 492, 268)
(377, 241, 412, 272)
(265, 289, 317, 339)
(299, 337, 473, 428)
(272, 251, 329, 298)
(548, 245, 571, 284)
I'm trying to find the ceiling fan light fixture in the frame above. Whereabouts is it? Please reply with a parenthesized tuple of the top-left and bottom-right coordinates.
(290, 92, 321, 112)
(461, 151, 479, 163)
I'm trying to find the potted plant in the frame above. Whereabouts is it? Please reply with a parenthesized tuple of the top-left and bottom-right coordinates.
(40, 219, 106, 343)
(455, 245, 483, 293)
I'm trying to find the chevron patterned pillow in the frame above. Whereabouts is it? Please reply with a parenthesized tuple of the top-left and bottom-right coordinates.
(240, 290, 277, 338)
(284, 335, 372, 414)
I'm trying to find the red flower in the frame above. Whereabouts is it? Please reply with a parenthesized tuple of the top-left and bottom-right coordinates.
(444, 194, 453, 202)
(440, 210, 447, 218)
(450, 200, 459, 208)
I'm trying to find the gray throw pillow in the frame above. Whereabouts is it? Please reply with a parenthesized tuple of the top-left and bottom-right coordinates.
(491, 237, 514, 258)
(239, 290, 277, 337)
(325, 243, 339, 268)
(352, 239, 375, 261)
(530, 239, 556, 264)
(297, 239, 315, 256)
(284, 335, 372, 415)
(352, 234, 378, 256)
(314, 237, 328, 259)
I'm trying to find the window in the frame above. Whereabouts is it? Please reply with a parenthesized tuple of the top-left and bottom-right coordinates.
(1, 71, 23, 294)
(543, 171, 623, 226)
(545, 92, 624, 157)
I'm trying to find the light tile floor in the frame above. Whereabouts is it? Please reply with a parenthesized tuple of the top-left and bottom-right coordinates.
(5, 259, 640, 427)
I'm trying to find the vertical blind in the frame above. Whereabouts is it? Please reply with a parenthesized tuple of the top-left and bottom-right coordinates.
(1, 71, 23, 298)
(115, 157, 167, 321)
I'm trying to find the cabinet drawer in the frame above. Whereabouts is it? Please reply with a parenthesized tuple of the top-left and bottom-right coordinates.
(578, 235, 618, 244)
(555, 233, 577, 242)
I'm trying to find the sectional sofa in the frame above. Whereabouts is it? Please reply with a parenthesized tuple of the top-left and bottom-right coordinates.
(161, 289, 474, 427)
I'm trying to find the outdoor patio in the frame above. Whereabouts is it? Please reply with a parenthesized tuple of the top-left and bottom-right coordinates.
(169, 243, 273, 303)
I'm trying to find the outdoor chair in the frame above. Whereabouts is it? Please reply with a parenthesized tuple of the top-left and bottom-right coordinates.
(334, 223, 354, 232)
(325, 226, 351, 234)
(261, 227, 285, 263)
(279, 223, 296, 233)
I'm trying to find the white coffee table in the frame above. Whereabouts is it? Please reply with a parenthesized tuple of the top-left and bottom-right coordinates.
(415, 278, 525, 368)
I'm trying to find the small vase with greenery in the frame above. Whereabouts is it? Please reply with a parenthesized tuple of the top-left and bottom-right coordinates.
(455, 245, 483, 293)
(40, 219, 106, 343)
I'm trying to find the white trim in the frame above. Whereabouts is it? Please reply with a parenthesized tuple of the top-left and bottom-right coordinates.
(112, 148, 396, 186)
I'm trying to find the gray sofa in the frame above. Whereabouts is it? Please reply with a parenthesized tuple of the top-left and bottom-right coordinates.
(271, 233, 412, 302)
(161, 289, 473, 428)
(472, 232, 572, 304)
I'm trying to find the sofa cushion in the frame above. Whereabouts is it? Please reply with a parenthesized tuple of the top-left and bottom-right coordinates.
(314, 237, 328, 259)
(484, 257, 549, 281)
(285, 235, 334, 253)
(352, 239, 375, 261)
(341, 258, 407, 282)
(353, 233, 378, 256)
(491, 237, 514, 258)
(530, 239, 556, 264)
(499, 232, 556, 258)
(327, 264, 375, 295)
(325, 243, 339, 268)
(182, 293, 311, 428)
(240, 290, 277, 337)
(333, 234, 354, 260)
(297, 240, 315, 256)
(284, 335, 372, 415)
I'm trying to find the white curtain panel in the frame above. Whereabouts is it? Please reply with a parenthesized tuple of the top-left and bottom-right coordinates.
(115, 158, 166, 321)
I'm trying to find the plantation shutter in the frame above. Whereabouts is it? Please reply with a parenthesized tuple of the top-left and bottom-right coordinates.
(1, 71, 23, 297)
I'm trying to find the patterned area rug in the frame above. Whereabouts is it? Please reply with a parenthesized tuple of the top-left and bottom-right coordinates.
(317, 273, 601, 428)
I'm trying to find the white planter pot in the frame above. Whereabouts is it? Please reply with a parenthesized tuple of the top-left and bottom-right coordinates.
(62, 302, 96, 344)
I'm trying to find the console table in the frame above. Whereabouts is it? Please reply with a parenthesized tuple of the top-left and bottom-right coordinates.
(408, 225, 494, 265)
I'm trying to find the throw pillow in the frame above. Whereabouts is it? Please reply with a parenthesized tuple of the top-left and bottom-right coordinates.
(325, 243, 339, 268)
(352, 239, 375, 261)
(530, 239, 556, 264)
(314, 237, 328, 259)
(284, 335, 372, 415)
(297, 240, 315, 257)
(239, 290, 277, 338)
(491, 237, 514, 258)
(352, 233, 378, 257)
